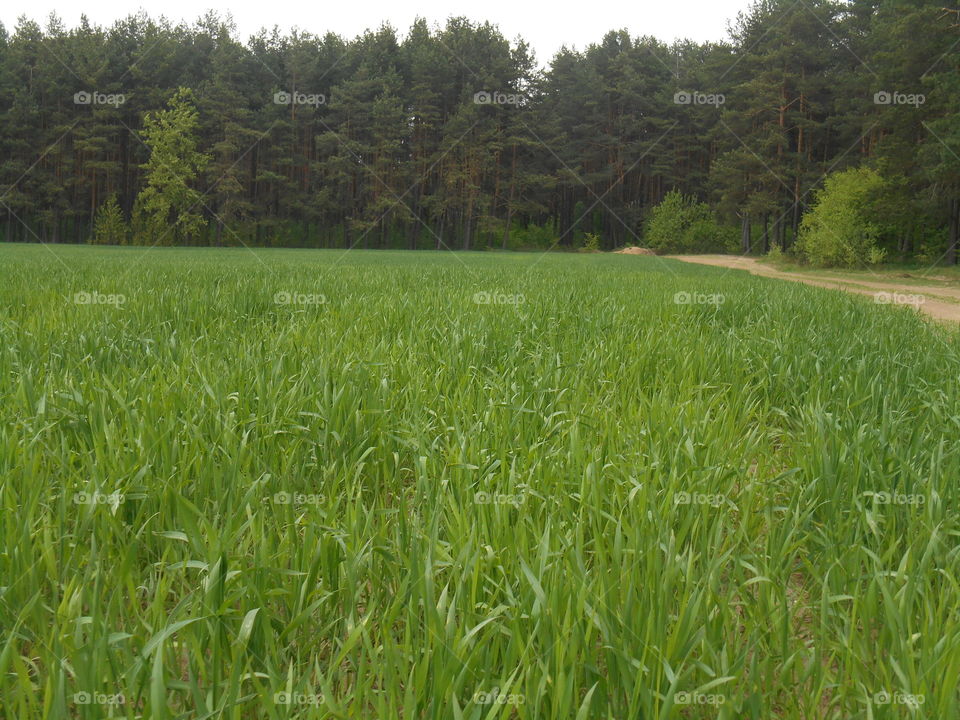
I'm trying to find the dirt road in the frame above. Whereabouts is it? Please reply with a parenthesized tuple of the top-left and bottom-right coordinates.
(666, 255, 960, 323)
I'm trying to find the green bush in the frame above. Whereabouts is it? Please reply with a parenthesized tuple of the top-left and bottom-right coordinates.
(508, 223, 555, 249)
(795, 167, 887, 267)
(91, 195, 128, 245)
(580, 232, 601, 252)
(644, 190, 736, 252)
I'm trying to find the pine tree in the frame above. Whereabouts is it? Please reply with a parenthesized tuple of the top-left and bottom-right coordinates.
(91, 194, 127, 244)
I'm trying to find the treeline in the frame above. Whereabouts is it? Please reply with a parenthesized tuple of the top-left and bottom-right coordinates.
(0, 0, 958, 260)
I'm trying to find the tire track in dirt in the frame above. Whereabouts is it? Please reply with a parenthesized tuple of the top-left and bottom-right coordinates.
(665, 255, 960, 323)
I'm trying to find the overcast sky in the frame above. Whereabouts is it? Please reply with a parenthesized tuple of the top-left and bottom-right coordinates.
(2, 0, 754, 63)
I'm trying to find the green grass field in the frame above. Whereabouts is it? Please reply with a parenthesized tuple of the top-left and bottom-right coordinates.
(1, 244, 959, 719)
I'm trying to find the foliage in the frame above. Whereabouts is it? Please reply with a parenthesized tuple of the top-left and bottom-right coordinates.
(581, 232, 601, 252)
(505, 222, 555, 249)
(135, 88, 210, 245)
(90, 195, 127, 245)
(2, 244, 960, 717)
(644, 190, 735, 252)
(795, 167, 888, 268)
(0, 4, 956, 257)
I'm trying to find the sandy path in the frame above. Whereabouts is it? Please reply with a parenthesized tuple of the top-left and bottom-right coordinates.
(665, 255, 960, 323)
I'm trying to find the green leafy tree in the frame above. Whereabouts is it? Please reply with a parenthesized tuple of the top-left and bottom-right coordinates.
(91, 195, 127, 244)
(644, 189, 734, 252)
(135, 87, 210, 245)
(1, 8, 959, 258)
(795, 167, 888, 267)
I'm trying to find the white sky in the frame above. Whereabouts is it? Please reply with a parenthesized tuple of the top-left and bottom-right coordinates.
(2, 0, 753, 64)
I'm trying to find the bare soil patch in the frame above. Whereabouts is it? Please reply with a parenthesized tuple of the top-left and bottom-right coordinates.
(614, 246, 656, 255)
(666, 255, 960, 323)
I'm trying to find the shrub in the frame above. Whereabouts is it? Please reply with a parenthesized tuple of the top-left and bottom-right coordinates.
(644, 190, 735, 252)
(580, 232, 601, 252)
(795, 167, 887, 267)
(91, 195, 128, 245)
(508, 223, 555, 249)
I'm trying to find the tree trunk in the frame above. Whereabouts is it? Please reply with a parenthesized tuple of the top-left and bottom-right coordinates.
(791, 198, 801, 249)
(502, 144, 517, 250)
(463, 200, 474, 251)
(949, 197, 959, 266)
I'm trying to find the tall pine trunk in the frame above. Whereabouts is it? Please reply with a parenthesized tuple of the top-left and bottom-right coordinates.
(949, 198, 959, 266)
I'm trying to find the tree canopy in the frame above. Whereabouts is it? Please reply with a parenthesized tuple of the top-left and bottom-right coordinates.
(0, 3, 957, 262)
